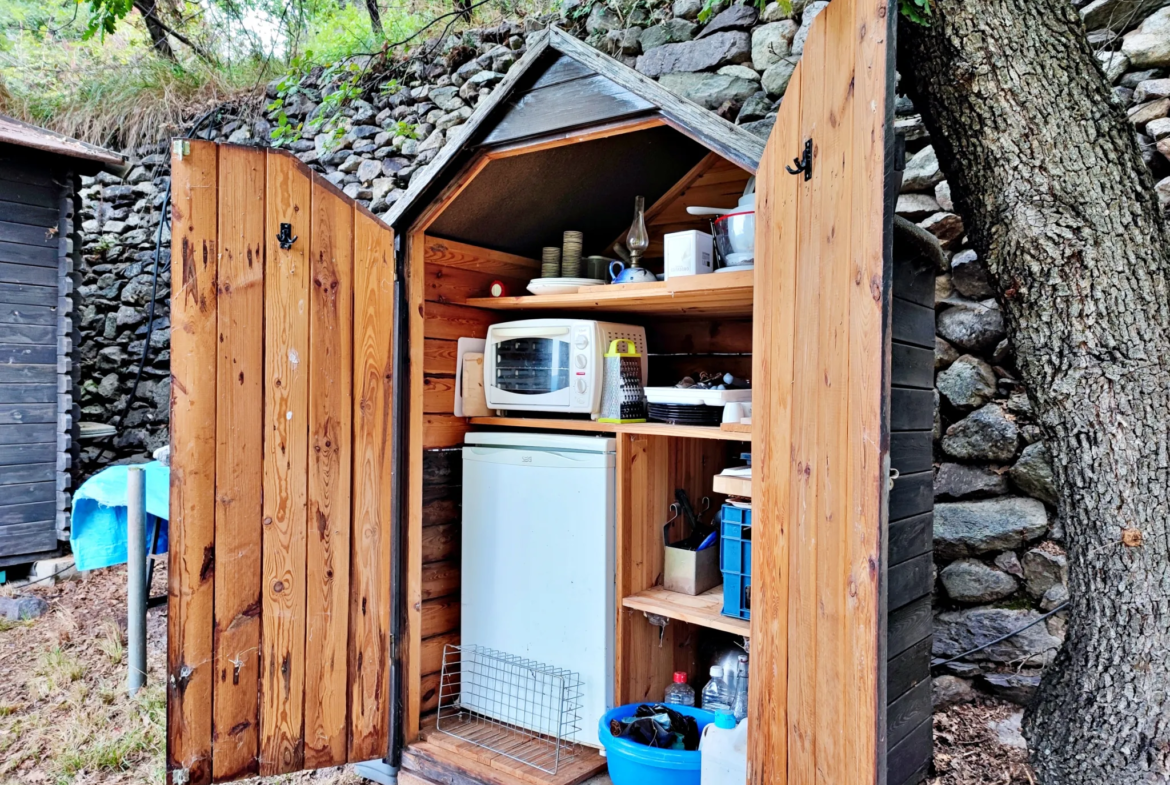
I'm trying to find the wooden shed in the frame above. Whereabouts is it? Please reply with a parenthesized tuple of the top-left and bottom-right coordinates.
(167, 0, 937, 782)
(0, 115, 125, 568)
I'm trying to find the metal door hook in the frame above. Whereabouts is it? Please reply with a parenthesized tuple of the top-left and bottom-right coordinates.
(786, 139, 813, 181)
(277, 223, 297, 249)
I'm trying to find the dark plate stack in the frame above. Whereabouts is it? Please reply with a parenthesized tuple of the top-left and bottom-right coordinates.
(647, 403, 724, 426)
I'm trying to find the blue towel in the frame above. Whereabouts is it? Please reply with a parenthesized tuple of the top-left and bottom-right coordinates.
(69, 461, 170, 572)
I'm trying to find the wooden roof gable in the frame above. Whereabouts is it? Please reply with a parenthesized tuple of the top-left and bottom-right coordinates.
(0, 114, 126, 173)
(384, 27, 765, 231)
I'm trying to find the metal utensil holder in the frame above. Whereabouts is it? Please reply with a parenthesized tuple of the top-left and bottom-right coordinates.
(437, 644, 584, 775)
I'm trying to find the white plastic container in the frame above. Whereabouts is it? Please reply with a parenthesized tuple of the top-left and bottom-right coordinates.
(700, 713, 748, 784)
(664, 230, 714, 279)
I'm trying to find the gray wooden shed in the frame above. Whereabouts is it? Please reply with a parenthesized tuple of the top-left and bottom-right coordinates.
(0, 114, 125, 567)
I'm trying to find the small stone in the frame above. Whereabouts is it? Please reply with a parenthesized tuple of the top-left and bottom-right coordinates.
(936, 274, 954, 306)
(640, 18, 698, 51)
(941, 559, 1019, 603)
(1158, 137, 1170, 162)
(935, 463, 1009, 500)
(791, 0, 828, 56)
(761, 1, 791, 21)
(1022, 547, 1067, 599)
(736, 92, 772, 122)
(338, 154, 363, 174)
(942, 404, 1020, 462)
(417, 129, 445, 152)
(981, 673, 1041, 706)
(356, 159, 382, 183)
(751, 21, 798, 71)
(934, 496, 1049, 559)
(919, 211, 965, 249)
(995, 551, 1024, 577)
(895, 193, 941, 221)
(1097, 50, 1130, 83)
(718, 64, 761, 82)
(1147, 116, 1170, 140)
(936, 354, 997, 409)
(761, 57, 798, 97)
(1134, 77, 1170, 102)
(1123, 32, 1170, 69)
(991, 711, 1028, 750)
(635, 31, 751, 78)
(1128, 97, 1170, 129)
(429, 86, 463, 111)
(935, 180, 954, 211)
(0, 595, 49, 621)
(1041, 582, 1069, 611)
(934, 608, 1062, 665)
(937, 300, 1006, 352)
(739, 117, 776, 139)
(1081, 0, 1167, 31)
(697, 3, 758, 38)
(901, 145, 944, 192)
(658, 72, 760, 109)
(932, 675, 977, 709)
(950, 249, 995, 299)
(587, 3, 622, 34)
(1157, 175, 1170, 210)
(1009, 442, 1058, 505)
(936, 336, 959, 370)
(98, 373, 121, 399)
(370, 177, 396, 202)
(673, 0, 703, 19)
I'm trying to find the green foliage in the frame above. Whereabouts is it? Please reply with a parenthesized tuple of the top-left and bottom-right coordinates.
(900, 0, 931, 25)
(267, 52, 365, 148)
(697, 0, 778, 24)
(83, 0, 133, 40)
(392, 120, 419, 139)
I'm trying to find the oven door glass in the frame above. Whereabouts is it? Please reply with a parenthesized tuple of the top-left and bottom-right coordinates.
(493, 337, 571, 395)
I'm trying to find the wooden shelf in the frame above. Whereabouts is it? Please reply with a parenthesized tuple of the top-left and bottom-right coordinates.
(469, 416, 751, 442)
(623, 586, 750, 637)
(465, 268, 754, 316)
(712, 473, 752, 498)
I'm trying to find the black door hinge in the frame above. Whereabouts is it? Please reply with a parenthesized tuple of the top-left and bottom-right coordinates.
(786, 139, 813, 181)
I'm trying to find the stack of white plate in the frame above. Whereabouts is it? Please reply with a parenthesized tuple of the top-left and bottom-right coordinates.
(527, 278, 606, 296)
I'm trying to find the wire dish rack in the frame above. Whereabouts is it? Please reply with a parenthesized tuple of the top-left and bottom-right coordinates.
(436, 644, 584, 775)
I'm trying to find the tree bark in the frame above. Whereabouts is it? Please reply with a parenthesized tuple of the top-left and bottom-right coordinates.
(365, 0, 384, 36)
(134, 0, 175, 60)
(900, 2, 1170, 783)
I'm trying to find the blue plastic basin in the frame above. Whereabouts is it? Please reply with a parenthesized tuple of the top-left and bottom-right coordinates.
(598, 704, 716, 785)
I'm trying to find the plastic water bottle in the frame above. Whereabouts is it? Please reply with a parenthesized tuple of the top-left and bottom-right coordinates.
(665, 671, 696, 706)
(731, 656, 749, 722)
(700, 712, 748, 784)
(701, 666, 732, 712)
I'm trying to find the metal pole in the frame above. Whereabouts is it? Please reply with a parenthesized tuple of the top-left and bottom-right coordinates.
(127, 466, 147, 696)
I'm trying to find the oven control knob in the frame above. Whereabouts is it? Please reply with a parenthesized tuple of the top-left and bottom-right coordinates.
(574, 354, 587, 369)
(574, 335, 589, 349)
(575, 379, 587, 393)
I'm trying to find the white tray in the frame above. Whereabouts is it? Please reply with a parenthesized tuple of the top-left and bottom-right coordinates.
(644, 387, 752, 406)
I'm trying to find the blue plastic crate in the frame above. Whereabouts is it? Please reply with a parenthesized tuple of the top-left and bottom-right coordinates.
(722, 571, 751, 620)
(719, 506, 752, 576)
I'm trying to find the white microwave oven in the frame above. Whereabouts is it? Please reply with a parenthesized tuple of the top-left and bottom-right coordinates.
(484, 319, 648, 416)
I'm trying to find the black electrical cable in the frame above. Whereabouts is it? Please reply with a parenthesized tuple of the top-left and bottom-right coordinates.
(115, 106, 222, 432)
(931, 602, 1069, 669)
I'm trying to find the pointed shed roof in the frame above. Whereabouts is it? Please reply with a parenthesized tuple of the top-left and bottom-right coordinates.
(385, 28, 766, 231)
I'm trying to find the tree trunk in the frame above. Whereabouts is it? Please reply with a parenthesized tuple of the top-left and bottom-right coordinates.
(134, 0, 175, 60)
(900, 2, 1170, 782)
(365, 0, 384, 36)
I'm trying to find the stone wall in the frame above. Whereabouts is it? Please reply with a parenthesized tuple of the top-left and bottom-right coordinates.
(73, 0, 1170, 704)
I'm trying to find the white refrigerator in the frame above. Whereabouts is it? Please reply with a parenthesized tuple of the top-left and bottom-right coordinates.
(461, 431, 617, 748)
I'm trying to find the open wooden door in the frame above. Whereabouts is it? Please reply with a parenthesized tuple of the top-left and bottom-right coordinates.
(748, 0, 897, 782)
(168, 141, 397, 783)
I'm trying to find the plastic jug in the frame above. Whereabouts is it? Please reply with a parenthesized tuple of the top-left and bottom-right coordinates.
(699, 712, 748, 784)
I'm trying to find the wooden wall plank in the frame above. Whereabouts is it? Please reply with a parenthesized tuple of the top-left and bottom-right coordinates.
(211, 144, 266, 781)
(423, 338, 458, 377)
(349, 208, 395, 762)
(303, 177, 354, 770)
(423, 301, 498, 342)
(747, 38, 801, 785)
(422, 237, 540, 279)
(168, 139, 218, 785)
(260, 150, 312, 776)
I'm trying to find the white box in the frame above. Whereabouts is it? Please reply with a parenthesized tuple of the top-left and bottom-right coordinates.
(664, 230, 714, 279)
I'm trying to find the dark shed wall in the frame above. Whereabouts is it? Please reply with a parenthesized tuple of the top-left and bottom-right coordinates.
(0, 146, 77, 565)
(886, 231, 937, 785)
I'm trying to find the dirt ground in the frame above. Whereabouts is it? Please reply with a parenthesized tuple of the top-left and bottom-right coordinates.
(1, 564, 1030, 784)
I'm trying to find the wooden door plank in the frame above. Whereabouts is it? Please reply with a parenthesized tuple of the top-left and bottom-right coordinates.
(304, 176, 355, 769)
(168, 139, 218, 785)
(260, 150, 312, 776)
(405, 232, 426, 742)
(847, 0, 894, 781)
(349, 208, 395, 761)
(212, 144, 266, 781)
(747, 43, 802, 785)
(811, 6, 856, 784)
